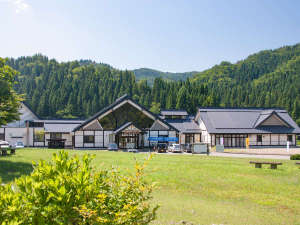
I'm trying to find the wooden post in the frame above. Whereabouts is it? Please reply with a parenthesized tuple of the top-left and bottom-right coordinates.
(26, 121, 29, 147)
(255, 163, 262, 168)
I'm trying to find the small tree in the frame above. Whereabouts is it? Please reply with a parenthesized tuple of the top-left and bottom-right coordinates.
(0, 58, 22, 126)
(149, 102, 160, 114)
(0, 151, 158, 224)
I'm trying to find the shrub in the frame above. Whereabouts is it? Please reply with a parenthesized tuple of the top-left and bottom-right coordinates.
(290, 154, 300, 160)
(0, 151, 158, 224)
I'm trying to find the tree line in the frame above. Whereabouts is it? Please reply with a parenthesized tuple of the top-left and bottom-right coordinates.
(5, 43, 300, 125)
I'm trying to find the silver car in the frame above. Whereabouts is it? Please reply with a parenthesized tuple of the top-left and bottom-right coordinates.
(108, 143, 118, 151)
(168, 144, 182, 153)
(14, 141, 24, 149)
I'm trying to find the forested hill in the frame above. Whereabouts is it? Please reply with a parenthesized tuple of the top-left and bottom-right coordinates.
(4, 43, 300, 125)
(133, 68, 197, 85)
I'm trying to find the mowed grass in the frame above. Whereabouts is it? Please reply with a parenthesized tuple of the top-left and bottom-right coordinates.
(1, 149, 300, 224)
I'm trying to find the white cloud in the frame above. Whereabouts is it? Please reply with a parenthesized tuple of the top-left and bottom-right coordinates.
(1, 0, 31, 14)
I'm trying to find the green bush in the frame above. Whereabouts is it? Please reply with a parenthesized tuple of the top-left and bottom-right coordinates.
(290, 154, 300, 160)
(0, 151, 158, 224)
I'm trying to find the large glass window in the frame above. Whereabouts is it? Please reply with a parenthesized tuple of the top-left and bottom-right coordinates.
(99, 103, 154, 130)
(257, 135, 262, 142)
(34, 131, 45, 142)
(215, 134, 247, 147)
(50, 133, 62, 139)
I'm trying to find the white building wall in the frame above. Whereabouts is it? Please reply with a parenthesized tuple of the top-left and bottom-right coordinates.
(62, 133, 72, 147)
(248, 134, 296, 146)
(144, 131, 149, 147)
(248, 134, 256, 146)
(280, 134, 287, 145)
(4, 128, 27, 146)
(180, 134, 185, 144)
(5, 103, 38, 128)
(84, 143, 94, 148)
(45, 133, 50, 146)
(169, 131, 176, 137)
(198, 118, 211, 144)
(159, 131, 168, 136)
(150, 131, 158, 137)
(104, 131, 113, 147)
(95, 131, 104, 148)
(75, 131, 83, 148)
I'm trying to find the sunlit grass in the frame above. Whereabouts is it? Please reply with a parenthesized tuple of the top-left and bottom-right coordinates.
(1, 148, 300, 224)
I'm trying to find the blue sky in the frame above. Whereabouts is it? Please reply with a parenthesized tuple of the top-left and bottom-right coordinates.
(0, 0, 299, 72)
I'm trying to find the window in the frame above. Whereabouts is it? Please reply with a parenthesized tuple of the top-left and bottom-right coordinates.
(84, 135, 95, 143)
(257, 135, 262, 142)
(50, 133, 62, 139)
(29, 122, 44, 127)
(34, 131, 44, 142)
(185, 134, 195, 144)
(287, 135, 293, 142)
(99, 103, 154, 130)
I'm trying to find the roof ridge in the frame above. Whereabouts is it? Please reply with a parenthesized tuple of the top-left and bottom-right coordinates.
(198, 107, 285, 110)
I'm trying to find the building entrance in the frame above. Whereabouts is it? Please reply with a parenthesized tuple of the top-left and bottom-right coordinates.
(118, 133, 140, 149)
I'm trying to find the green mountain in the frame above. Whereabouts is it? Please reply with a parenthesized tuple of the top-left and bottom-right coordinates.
(133, 68, 198, 86)
(4, 43, 300, 125)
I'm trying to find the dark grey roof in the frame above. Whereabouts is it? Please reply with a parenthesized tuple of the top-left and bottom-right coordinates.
(150, 121, 169, 131)
(42, 120, 84, 133)
(198, 108, 300, 134)
(253, 110, 290, 128)
(166, 119, 201, 133)
(114, 122, 138, 134)
(35, 120, 85, 123)
(160, 109, 188, 116)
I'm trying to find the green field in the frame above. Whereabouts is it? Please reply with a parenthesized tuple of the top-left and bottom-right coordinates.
(1, 149, 300, 225)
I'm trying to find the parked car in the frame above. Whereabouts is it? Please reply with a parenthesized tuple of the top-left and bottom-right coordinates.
(0, 141, 10, 149)
(108, 143, 118, 151)
(14, 141, 24, 149)
(127, 148, 138, 153)
(154, 143, 168, 153)
(168, 144, 182, 153)
(182, 143, 192, 153)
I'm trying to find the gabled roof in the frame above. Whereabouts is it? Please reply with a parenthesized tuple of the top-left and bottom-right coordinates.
(73, 94, 179, 132)
(165, 119, 201, 133)
(4, 102, 40, 128)
(43, 120, 84, 133)
(22, 102, 40, 120)
(197, 107, 300, 134)
(114, 122, 142, 134)
(253, 110, 291, 128)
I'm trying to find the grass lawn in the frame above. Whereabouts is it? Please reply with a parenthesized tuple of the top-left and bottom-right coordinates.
(1, 149, 300, 224)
